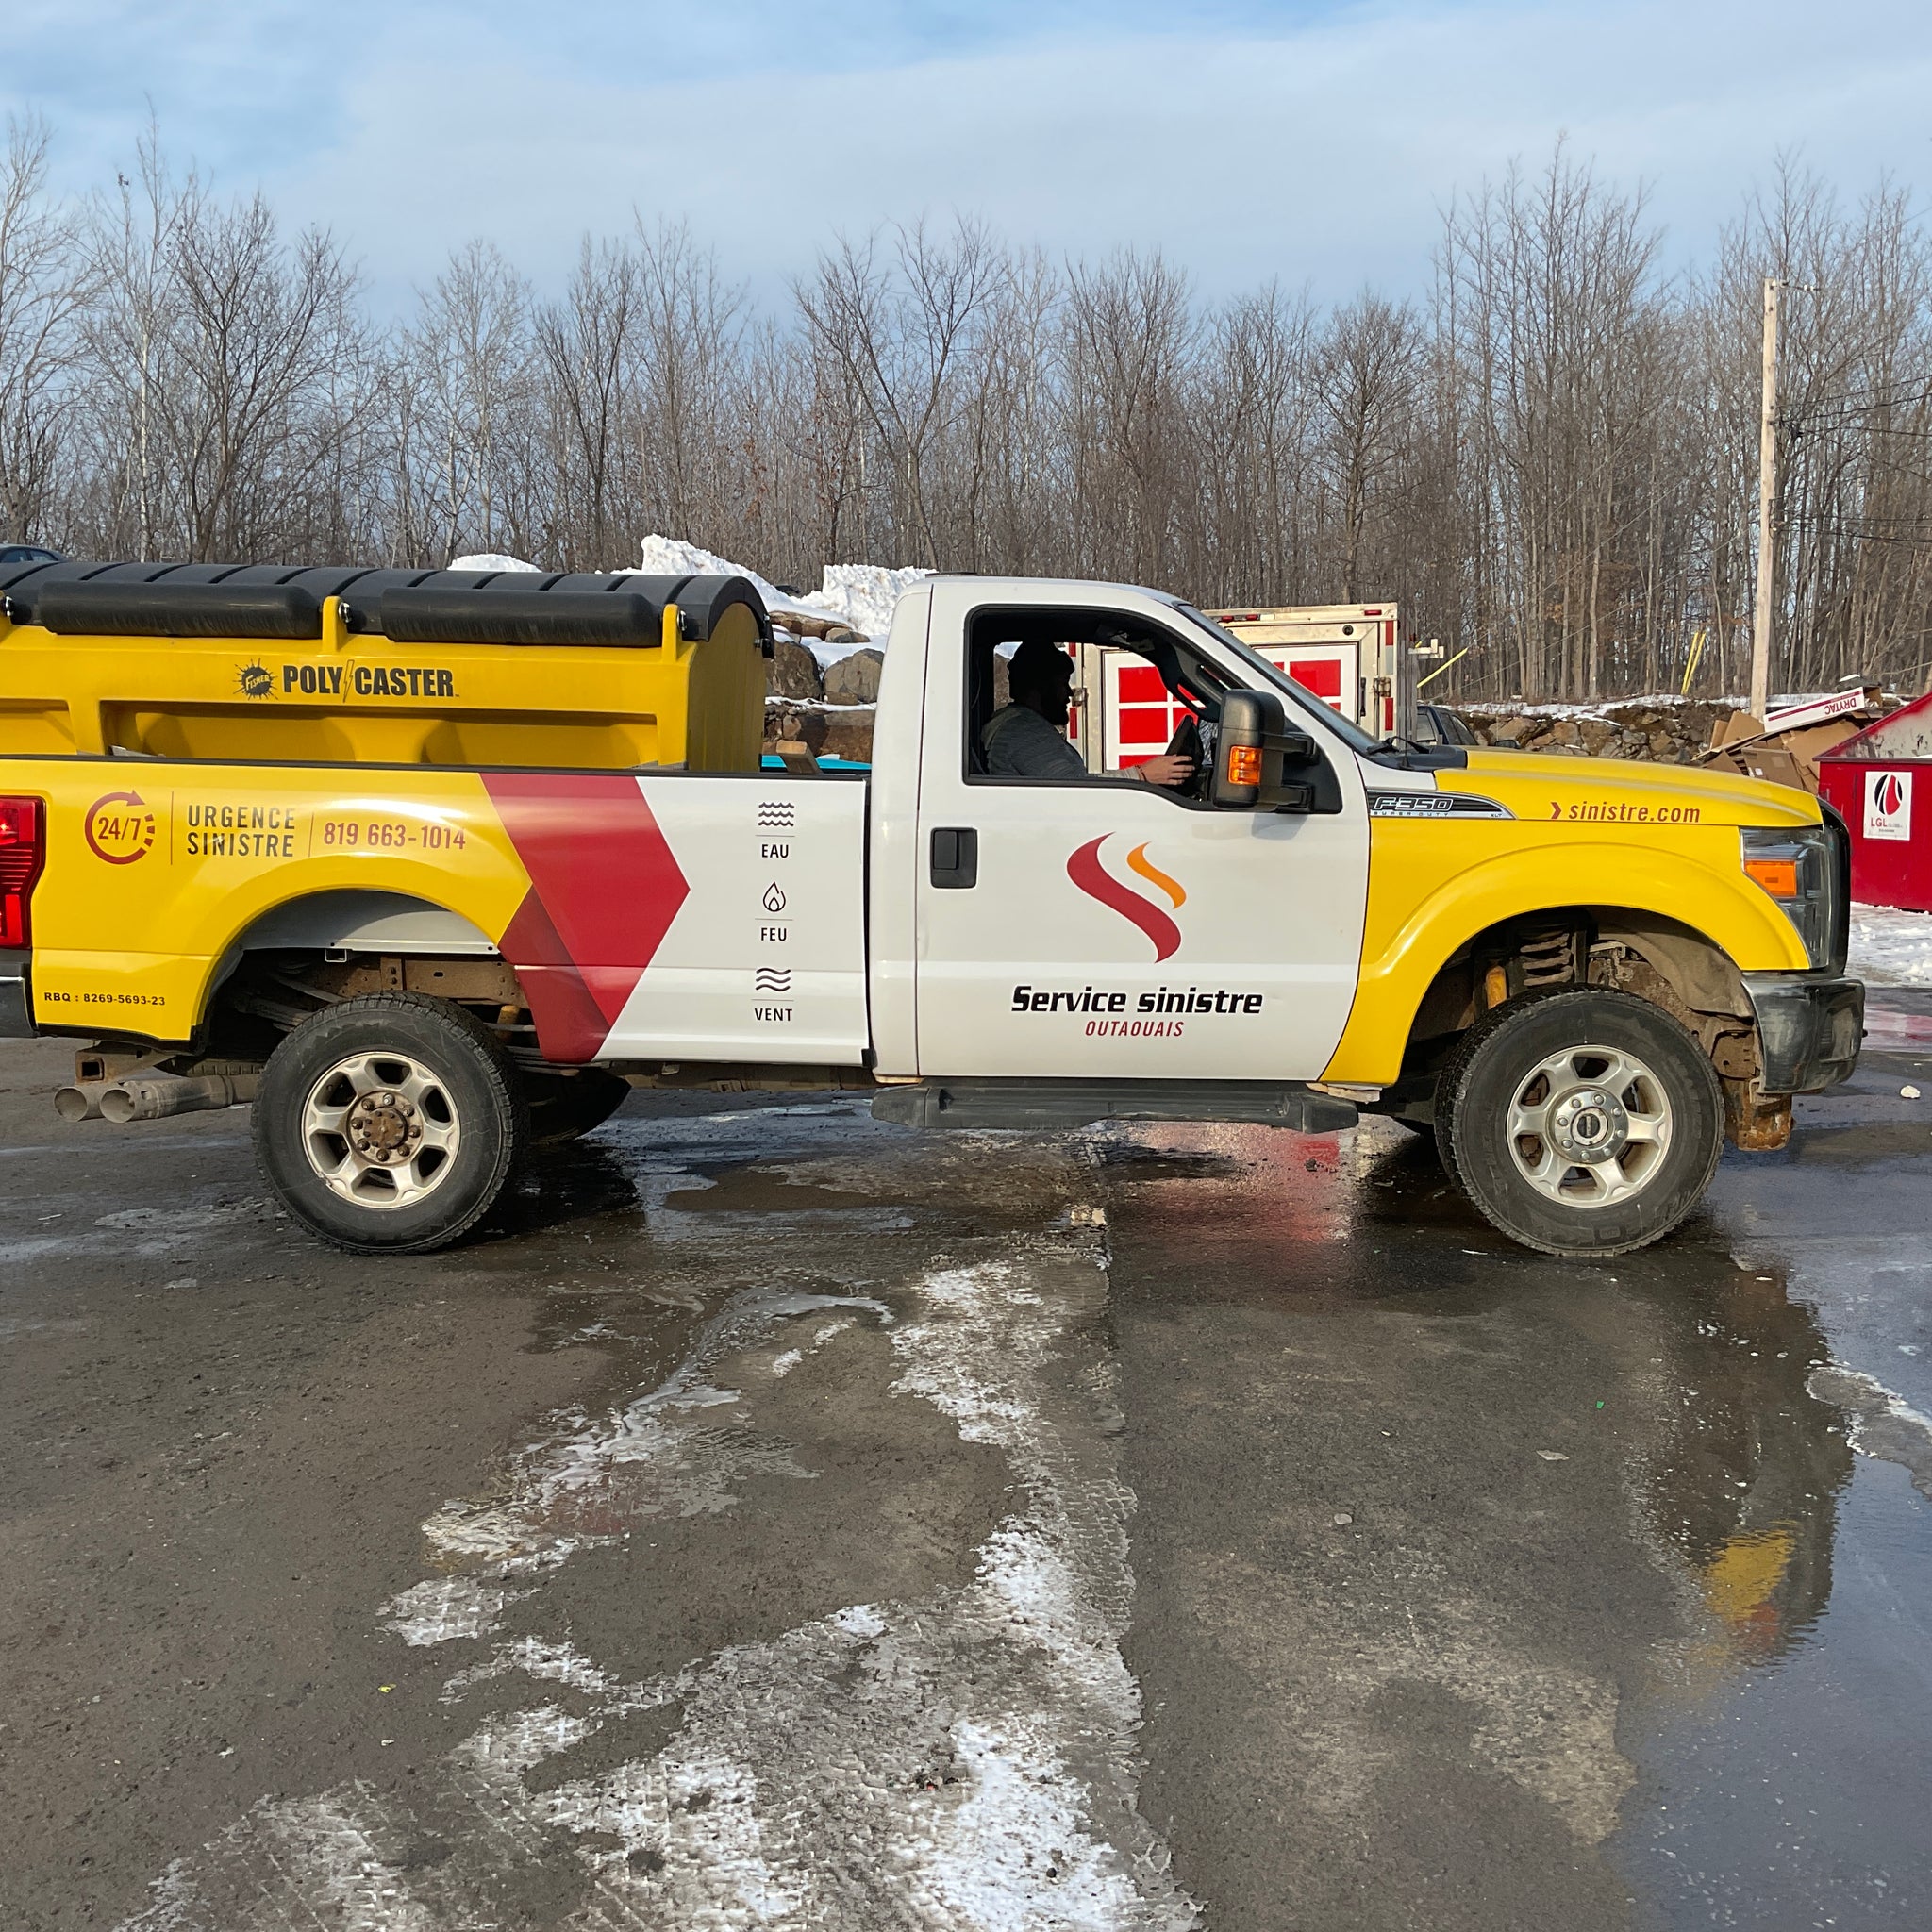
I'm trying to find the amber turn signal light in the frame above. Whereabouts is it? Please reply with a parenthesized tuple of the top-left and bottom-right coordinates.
(1743, 856, 1800, 899)
(1225, 744, 1262, 787)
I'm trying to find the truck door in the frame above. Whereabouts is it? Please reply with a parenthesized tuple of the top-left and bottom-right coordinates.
(914, 585, 1370, 1082)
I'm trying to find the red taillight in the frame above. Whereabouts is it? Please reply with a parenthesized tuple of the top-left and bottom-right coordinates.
(0, 796, 45, 949)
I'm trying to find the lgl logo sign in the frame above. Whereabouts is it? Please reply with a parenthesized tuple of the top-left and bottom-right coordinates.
(1067, 835, 1187, 961)
(1865, 769, 1912, 842)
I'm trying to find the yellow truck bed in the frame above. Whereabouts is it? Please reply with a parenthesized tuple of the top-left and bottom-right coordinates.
(0, 562, 770, 772)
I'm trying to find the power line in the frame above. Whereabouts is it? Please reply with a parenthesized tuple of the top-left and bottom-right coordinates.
(1790, 370, 1932, 412)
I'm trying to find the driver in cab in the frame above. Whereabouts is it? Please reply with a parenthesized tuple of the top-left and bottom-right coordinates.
(982, 640, 1194, 787)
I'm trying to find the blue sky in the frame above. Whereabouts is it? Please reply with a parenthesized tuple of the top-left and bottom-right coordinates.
(8, 0, 1932, 310)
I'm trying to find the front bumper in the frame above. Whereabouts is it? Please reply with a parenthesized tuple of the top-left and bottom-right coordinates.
(0, 949, 31, 1038)
(1741, 972, 1863, 1092)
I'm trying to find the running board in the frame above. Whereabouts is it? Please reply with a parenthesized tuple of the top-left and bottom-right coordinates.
(870, 1078, 1357, 1133)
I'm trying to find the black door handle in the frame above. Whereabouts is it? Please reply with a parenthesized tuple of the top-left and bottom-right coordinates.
(930, 826, 978, 889)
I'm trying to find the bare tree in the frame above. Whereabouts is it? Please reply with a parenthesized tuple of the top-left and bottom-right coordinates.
(14, 116, 1932, 703)
(796, 219, 1003, 568)
(0, 115, 92, 542)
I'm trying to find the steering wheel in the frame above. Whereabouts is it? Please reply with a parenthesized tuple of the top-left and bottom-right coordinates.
(1164, 711, 1208, 799)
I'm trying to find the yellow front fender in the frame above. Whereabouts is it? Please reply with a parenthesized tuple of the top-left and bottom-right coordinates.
(1321, 819, 1812, 1085)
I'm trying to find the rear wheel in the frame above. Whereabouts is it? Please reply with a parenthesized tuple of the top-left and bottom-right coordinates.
(1437, 989, 1723, 1257)
(254, 993, 526, 1253)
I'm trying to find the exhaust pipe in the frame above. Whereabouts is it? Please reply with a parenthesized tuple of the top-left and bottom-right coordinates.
(96, 1073, 259, 1124)
(54, 1081, 108, 1122)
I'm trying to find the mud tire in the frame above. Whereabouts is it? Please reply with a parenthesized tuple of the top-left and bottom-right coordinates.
(254, 993, 526, 1254)
(1437, 989, 1723, 1257)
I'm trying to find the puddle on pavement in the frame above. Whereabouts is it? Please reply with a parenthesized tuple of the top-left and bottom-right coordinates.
(1099, 1108, 1932, 1929)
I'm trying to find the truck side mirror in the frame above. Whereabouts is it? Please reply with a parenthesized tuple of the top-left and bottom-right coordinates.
(1209, 689, 1321, 812)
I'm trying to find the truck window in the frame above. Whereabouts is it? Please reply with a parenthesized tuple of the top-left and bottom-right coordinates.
(964, 606, 1236, 799)
(1172, 602, 1384, 757)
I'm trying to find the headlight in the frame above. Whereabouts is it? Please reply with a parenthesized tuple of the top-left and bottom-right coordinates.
(1740, 824, 1838, 970)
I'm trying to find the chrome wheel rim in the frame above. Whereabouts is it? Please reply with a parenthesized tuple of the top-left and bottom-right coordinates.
(1505, 1043, 1673, 1208)
(301, 1051, 460, 1209)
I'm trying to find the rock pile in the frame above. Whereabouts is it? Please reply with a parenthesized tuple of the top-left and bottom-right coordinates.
(1455, 697, 1742, 763)
(761, 629, 885, 763)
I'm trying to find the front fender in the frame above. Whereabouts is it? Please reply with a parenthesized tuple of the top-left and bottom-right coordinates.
(1321, 822, 1811, 1085)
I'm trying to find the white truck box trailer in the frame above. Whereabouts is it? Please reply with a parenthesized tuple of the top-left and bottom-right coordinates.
(1073, 603, 1403, 770)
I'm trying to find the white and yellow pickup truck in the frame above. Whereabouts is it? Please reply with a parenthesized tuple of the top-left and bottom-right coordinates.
(0, 558, 1862, 1257)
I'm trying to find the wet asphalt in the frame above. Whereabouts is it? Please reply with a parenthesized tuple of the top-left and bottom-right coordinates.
(1, 995, 1929, 1931)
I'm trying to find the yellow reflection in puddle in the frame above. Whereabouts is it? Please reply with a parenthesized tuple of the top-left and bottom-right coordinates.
(1702, 1525, 1798, 1652)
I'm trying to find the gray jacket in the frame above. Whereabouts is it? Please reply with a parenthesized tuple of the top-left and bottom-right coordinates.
(981, 703, 1087, 780)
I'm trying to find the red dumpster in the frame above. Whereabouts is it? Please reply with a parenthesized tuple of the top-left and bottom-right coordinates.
(1817, 689, 1932, 912)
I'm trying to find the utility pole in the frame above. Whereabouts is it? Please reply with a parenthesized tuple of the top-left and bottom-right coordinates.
(1749, 276, 1782, 722)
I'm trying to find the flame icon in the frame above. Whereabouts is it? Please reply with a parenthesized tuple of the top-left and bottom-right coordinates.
(1066, 836, 1186, 961)
(762, 882, 788, 912)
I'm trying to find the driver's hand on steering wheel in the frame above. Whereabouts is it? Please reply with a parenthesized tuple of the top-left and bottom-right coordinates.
(1136, 753, 1195, 788)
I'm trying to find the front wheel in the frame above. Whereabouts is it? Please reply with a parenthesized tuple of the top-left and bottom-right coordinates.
(1437, 989, 1723, 1257)
(254, 993, 527, 1253)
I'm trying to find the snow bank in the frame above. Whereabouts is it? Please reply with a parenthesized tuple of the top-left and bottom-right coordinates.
(1849, 905, 1932, 988)
(444, 539, 926, 668)
(634, 534, 789, 608)
(634, 534, 929, 666)
(810, 563, 934, 645)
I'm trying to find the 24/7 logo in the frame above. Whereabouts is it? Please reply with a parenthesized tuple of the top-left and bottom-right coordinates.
(85, 790, 158, 863)
(1066, 835, 1187, 961)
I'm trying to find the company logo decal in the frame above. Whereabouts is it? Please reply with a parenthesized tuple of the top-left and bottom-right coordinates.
(1066, 835, 1186, 961)
(233, 659, 459, 700)
(84, 790, 158, 864)
(1865, 768, 1912, 842)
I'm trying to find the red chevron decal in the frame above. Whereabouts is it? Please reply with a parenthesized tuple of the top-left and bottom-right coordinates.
(1067, 834, 1183, 962)
(484, 773, 690, 1061)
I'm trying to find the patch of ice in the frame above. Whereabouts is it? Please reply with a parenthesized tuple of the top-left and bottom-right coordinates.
(1807, 1364, 1932, 1501)
(1849, 904, 1932, 987)
(419, 1290, 889, 1568)
(380, 1575, 531, 1646)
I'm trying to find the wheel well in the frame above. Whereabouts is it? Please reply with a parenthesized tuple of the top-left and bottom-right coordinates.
(225, 889, 499, 958)
(1399, 906, 1759, 1085)
(209, 951, 537, 1062)
(198, 892, 536, 1070)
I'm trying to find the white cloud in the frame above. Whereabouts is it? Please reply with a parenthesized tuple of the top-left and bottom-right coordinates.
(10, 0, 1932, 310)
